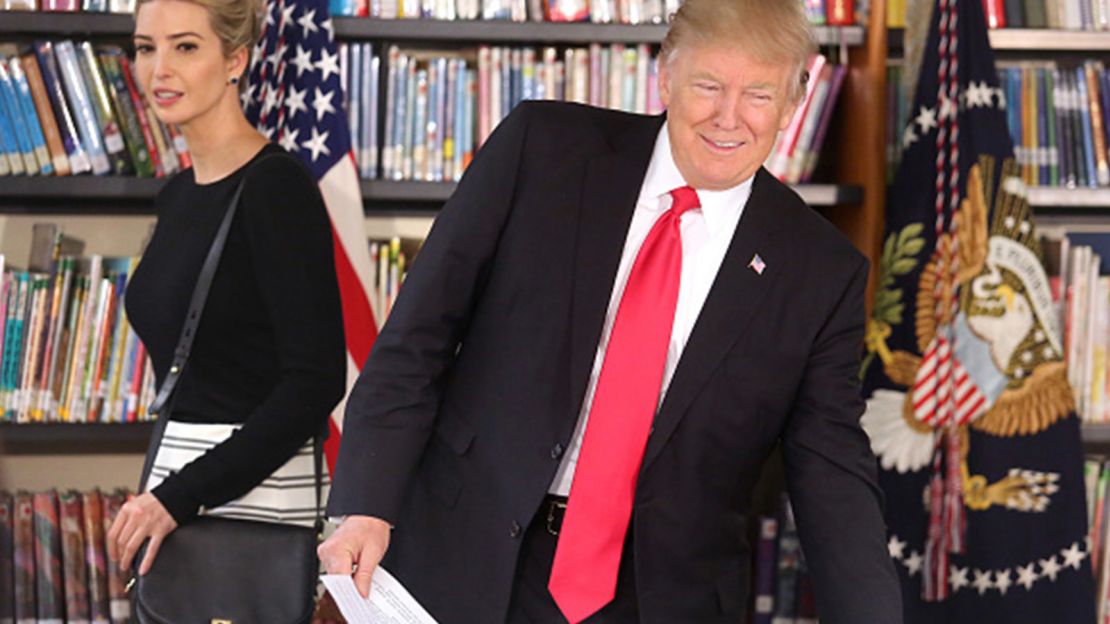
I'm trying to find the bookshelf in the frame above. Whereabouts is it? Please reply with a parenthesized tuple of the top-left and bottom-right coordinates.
(889, 27, 1110, 52)
(0, 10, 873, 493)
(0, 422, 154, 454)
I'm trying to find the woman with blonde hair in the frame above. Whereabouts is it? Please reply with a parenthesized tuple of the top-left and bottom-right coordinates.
(106, 0, 345, 595)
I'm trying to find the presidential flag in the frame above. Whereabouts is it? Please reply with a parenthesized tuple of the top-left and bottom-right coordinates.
(860, 0, 1096, 620)
(243, 0, 378, 469)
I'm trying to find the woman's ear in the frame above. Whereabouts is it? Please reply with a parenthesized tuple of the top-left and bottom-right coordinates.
(226, 45, 249, 86)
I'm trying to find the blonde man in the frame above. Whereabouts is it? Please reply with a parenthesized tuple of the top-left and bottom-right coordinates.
(323, 0, 901, 621)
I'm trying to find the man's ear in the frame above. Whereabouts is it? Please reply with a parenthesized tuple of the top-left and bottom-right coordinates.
(657, 57, 672, 109)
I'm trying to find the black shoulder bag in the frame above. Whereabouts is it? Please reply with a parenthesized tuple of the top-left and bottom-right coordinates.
(130, 168, 323, 624)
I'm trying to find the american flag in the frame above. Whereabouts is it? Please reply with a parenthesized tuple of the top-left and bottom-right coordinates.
(243, 0, 378, 470)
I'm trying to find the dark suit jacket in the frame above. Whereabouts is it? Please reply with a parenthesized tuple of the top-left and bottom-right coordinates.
(329, 101, 902, 624)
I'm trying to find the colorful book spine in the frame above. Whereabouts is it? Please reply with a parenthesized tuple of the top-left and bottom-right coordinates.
(59, 490, 91, 624)
(0, 77, 23, 175)
(55, 40, 111, 175)
(33, 490, 65, 623)
(13, 492, 35, 624)
(77, 42, 130, 175)
(7, 56, 54, 175)
(97, 50, 154, 178)
(19, 50, 70, 176)
(0, 492, 13, 624)
(1084, 62, 1109, 187)
(81, 490, 111, 624)
(116, 55, 163, 177)
(0, 57, 42, 174)
(34, 41, 92, 175)
(753, 516, 778, 624)
(1076, 66, 1098, 188)
(825, 0, 854, 24)
(102, 490, 131, 624)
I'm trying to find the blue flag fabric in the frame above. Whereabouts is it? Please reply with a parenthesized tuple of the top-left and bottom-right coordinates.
(860, 0, 1097, 621)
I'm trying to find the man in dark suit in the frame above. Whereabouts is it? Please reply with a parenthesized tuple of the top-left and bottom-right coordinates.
(320, 0, 902, 621)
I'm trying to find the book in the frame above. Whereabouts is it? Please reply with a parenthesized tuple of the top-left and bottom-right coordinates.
(77, 42, 130, 175)
(0, 56, 43, 174)
(54, 40, 111, 175)
(12, 492, 34, 624)
(34, 41, 91, 175)
(116, 54, 163, 177)
(102, 490, 131, 624)
(33, 490, 64, 622)
(18, 50, 69, 176)
(80, 489, 111, 623)
(826, 0, 854, 24)
(6, 55, 54, 175)
(752, 516, 778, 624)
(59, 490, 91, 624)
(96, 49, 154, 178)
(0, 492, 12, 624)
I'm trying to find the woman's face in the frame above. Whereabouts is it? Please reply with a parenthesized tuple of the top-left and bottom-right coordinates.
(133, 0, 244, 128)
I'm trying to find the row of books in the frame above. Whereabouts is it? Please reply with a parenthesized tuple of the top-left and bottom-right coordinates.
(751, 496, 818, 624)
(886, 0, 1110, 28)
(1001, 61, 1110, 190)
(1085, 456, 1110, 620)
(362, 43, 664, 182)
(885, 60, 1110, 191)
(1046, 233, 1110, 422)
(0, 40, 190, 178)
(766, 54, 848, 185)
(983, 0, 1110, 30)
(0, 246, 156, 425)
(327, 0, 859, 24)
(369, 237, 420, 329)
(0, 0, 134, 11)
(0, 489, 132, 624)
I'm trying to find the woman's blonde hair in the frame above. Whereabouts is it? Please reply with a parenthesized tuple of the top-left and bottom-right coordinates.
(136, 0, 264, 67)
(659, 0, 817, 104)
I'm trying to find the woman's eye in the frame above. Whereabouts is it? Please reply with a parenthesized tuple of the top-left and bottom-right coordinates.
(177, 42, 198, 52)
(135, 44, 154, 54)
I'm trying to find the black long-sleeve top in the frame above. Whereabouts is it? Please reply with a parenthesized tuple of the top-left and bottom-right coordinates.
(126, 144, 346, 525)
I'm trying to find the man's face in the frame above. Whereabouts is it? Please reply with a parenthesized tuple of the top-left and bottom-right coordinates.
(659, 42, 798, 190)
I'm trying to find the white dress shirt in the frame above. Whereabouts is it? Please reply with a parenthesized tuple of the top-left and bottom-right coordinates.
(549, 123, 754, 496)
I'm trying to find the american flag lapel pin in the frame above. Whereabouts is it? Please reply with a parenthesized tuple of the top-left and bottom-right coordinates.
(748, 254, 766, 275)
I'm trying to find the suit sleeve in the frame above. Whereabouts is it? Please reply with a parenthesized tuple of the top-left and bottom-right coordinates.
(327, 104, 532, 523)
(782, 257, 903, 624)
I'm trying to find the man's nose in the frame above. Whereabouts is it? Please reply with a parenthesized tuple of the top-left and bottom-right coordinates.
(714, 90, 741, 130)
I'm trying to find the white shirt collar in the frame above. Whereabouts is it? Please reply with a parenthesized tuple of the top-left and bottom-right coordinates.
(638, 122, 754, 237)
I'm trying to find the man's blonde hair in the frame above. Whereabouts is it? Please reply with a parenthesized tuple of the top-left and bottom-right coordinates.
(659, 0, 817, 104)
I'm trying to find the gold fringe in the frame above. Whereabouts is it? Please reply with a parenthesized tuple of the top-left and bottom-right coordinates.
(970, 362, 1075, 437)
(884, 350, 921, 387)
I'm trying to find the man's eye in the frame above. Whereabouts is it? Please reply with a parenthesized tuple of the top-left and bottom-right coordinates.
(695, 83, 720, 93)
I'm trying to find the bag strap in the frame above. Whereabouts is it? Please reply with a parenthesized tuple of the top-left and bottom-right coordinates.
(138, 177, 245, 493)
(138, 155, 325, 531)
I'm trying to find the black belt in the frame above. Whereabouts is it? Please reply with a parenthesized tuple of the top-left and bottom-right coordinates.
(543, 494, 568, 536)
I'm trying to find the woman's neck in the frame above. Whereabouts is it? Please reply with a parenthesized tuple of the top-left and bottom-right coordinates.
(181, 101, 268, 184)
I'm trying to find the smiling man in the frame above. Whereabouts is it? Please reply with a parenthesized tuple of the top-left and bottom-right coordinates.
(320, 0, 902, 622)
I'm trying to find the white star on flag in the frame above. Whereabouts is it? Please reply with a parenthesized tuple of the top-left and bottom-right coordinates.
(297, 7, 318, 34)
(302, 127, 331, 161)
(312, 87, 336, 121)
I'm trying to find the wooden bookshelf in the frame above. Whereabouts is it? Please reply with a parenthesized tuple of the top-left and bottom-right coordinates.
(1028, 188, 1110, 210)
(0, 177, 864, 212)
(0, 422, 154, 455)
(890, 27, 1110, 52)
(0, 11, 864, 46)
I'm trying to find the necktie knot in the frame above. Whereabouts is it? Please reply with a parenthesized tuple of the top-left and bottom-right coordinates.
(669, 186, 700, 218)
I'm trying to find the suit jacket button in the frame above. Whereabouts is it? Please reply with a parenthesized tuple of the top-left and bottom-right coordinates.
(510, 521, 522, 538)
(550, 443, 564, 460)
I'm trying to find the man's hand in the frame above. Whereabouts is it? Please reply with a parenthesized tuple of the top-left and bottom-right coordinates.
(317, 515, 392, 598)
(106, 492, 178, 576)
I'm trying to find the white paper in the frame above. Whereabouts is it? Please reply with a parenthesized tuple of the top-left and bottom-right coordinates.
(321, 569, 439, 624)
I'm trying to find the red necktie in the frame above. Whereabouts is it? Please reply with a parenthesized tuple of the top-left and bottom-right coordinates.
(548, 186, 700, 623)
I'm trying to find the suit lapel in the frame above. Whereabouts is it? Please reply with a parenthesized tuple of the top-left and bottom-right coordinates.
(641, 168, 789, 471)
(567, 115, 663, 431)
